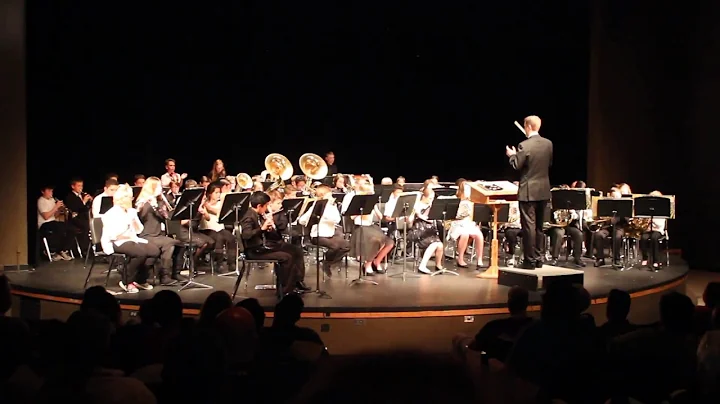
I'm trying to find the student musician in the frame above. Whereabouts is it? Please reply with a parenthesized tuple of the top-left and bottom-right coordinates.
(133, 174, 146, 187)
(209, 159, 227, 182)
(91, 178, 119, 218)
(593, 187, 627, 266)
(241, 192, 309, 294)
(293, 176, 308, 196)
(547, 208, 586, 268)
(101, 185, 160, 293)
(501, 201, 522, 266)
(298, 185, 351, 277)
(342, 183, 394, 275)
(37, 185, 74, 261)
(135, 176, 180, 285)
(264, 190, 292, 244)
(382, 184, 405, 241)
(408, 185, 445, 274)
(332, 175, 348, 193)
(172, 179, 215, 276)
(449, 181, 484, 268)
(199, 182, 236, 274)
(165, 181, 181, 207)
(640, 190, 668, 269)
(64, 177, 93, 252)
(160, 158, 188, 187)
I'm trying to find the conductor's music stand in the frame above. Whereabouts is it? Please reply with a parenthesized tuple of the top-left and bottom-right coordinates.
(218, 192, 251, 278)
(171, 187, 209, 291)
(596, 198, 633, 271)
(343, 194, 380, 286)
(427, 198, 460, 275)
(306, 199, 332, 298)
(476, 202, 511, 279)
(388, 193, 420, 280)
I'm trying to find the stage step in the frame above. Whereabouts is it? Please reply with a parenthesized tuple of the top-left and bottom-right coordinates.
(498, 266, 584, 291)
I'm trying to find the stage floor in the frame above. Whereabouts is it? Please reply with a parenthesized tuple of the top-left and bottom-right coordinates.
(7, 255, 689, 315)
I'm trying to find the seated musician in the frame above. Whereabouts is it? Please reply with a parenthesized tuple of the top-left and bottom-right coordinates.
(165, 180, 181, 207)
(501, 201, 522, 266)
(160, 158, 188, 187)
(382, 184, 404, 240)
(64, 177, 93, 253)
(252, 181, 264, 192)
(640, 190, 668, 269)
(135, 177, 180, 285)
(200, 176, 211, 189)
(133, 174, 146, 187)
(593, 187, 627, 266)
(293, 176, 308, 197)
(449, 181, 484, 268)
(298, 185, 351, 277)
(615, 182, 632, 195)
(570, 180, 595, 257)
(396, 176, 406, 187)
(101, 185, 160, 293)
(265, 190, 295, 244)
(332, 175, 348, 193)
(91, 178, 119, 218)
(209, 159, 227, 182)
(408, 185, 445, 274)
(172, 179, 214, 275)
(547, 208, 586, 268)
(241, 192, 309, 294)
(218, 178, 233, 194)
(37, 185, 74, 261)
(198, 182, 236, 274)
(341, 183, 394, 275)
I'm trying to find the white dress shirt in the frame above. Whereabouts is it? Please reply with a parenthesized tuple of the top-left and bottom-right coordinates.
(161, 172, 181, 187)
(101, 206, 147, 254)
(298, 200, 341, 238)
(37, 197, 56, 228)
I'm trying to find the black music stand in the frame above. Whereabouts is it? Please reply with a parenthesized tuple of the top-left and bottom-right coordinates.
(388, 193, 420, 280)
(99, 196, 113, 215)
(344, 194, 380, 286)
(217, 192, 251, 278)
(378, 185, 393, 203)
(634, 196, 672, 220)
(306, 199, 332, 298)
(434, 187, 457, 197)
(332, 193, 346, 204)
(427, 198, 460, 275)
(282, 198, 305, 242)
(131, 186, 142, 203)
(171, 187, 209, 291)
(473, 204, 509, 224)
(552, 189, 588, 232)
(597, 198, 633, 271)
(261, 181, 275, 191)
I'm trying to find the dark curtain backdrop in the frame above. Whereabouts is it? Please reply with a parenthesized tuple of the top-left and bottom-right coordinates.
(589, 1, 720, 270)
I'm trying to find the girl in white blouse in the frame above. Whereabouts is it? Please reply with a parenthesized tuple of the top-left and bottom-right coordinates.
(448, 181, 484, 268)
(199, 182, 236, 274)
(101, 184, 160, 293)
(408, 185, 445, 274)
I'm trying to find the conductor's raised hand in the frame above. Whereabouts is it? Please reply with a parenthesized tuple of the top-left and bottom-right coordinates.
(505, 145, 517, 157)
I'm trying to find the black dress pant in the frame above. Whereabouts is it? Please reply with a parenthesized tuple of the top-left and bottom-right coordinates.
(142, 235, 178, 273)
(594, 227, 624, 260)
(504, 227, 522, 253)
(202, 229, 237, 261)
(247, 242, 306, 290)
(640, 231, 663, 263)
(39, 221, 75, 254)
(549, 226, 583, 261)
(312, 233, 350, 264)
(519, 201, 547, 264)
(68, 216, 90, 253)
(113, 241, 160, 284)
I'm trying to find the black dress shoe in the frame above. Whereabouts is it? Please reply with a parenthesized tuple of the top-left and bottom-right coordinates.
(549, 259, 558, 266)
(535, 260, 544, 268)
(519, 262, 536, 270)
(572, 260, 586, 268)
(594, 259, 605, 267)
(296, 281, 311, 291)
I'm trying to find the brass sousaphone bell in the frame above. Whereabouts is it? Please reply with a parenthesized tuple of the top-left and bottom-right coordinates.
(299, 153, 328, 196)
(235, 173, 253, 190)
(265, 153, 293, 191)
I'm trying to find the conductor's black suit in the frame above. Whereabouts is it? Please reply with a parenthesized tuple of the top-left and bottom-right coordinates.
(509, 134, 553, 267)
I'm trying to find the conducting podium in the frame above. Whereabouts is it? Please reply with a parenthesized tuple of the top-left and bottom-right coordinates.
(467, 181, 516, 279)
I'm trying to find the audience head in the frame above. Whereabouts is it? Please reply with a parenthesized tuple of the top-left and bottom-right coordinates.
(80, 286, 121, 327)
(65, 309, 113, 369)
(541, 282, 579, 323)
(216, 307, 257, 365)
(151, 290, 183, 329)
(0, 275, 10, 315)
(237, 298, 265, 330)
(659, 291, 695, 333)
(606, 288, 632, 322)
(697, 330, 720, 400)
(576, 286, 592, 314)
(112, 184, 134, 209)
(704, 282, 720, 309)
(198, 291, 233, 328)
(273, 293, 304, 327)
(507, 286, 529, 315)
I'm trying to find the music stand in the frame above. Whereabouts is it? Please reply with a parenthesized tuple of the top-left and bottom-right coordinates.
(306, 199, 332, 298)
(343, 194, 380, 286)
(282, 198, 305, 242)
(99, 196, 113, 215)
(596, 198, 633, 271)
(332, 193, 346, 204)
(170, 187, 210, 291)
(378, 185, 393, 203)
(261, 181, 275, 191)
(388, 193, 420, 280)
(427, 198, 460, 275)
(552, 189, 588, 234)
(434, 187, 457, 197)
(217, 192, 251, 278)
(131, 186, 142, 203)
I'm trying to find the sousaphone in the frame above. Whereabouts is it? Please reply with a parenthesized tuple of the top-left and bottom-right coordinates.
(299, 153, 328, 196)
(235, 173, 253, 190)
(265, 153, 293, 191)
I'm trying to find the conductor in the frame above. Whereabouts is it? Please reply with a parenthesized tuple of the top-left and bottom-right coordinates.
(505, 115, 553, 269)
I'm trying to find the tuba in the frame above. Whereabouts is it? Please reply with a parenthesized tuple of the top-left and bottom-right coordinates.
(265, 153, 293, 192)
(236, 173, 253, 190)
(299, 153, 328, 196)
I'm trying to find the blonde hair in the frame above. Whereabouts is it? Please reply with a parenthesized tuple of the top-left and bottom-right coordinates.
(315, 185, 332, 199)
(524, 115, 542, 131)
(113, 184, 134, 209)
(136, 176, 162, 207)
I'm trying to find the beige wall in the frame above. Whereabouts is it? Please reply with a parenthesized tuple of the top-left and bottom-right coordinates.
(0, 0, 27, 267)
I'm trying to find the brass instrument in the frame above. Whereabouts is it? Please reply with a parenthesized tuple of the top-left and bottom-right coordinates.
(235, 173, 253, 190)
(299, 153, 328, 196)
(53, 197, 68, 221)
(348, 174, 373, 189)
(625, 218, 651, 239)
(551, 209, 573, 227)
(264, 153, 293, 192)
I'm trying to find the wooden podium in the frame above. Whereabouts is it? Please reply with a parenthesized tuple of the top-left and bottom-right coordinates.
(466, 181, 518, 279)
